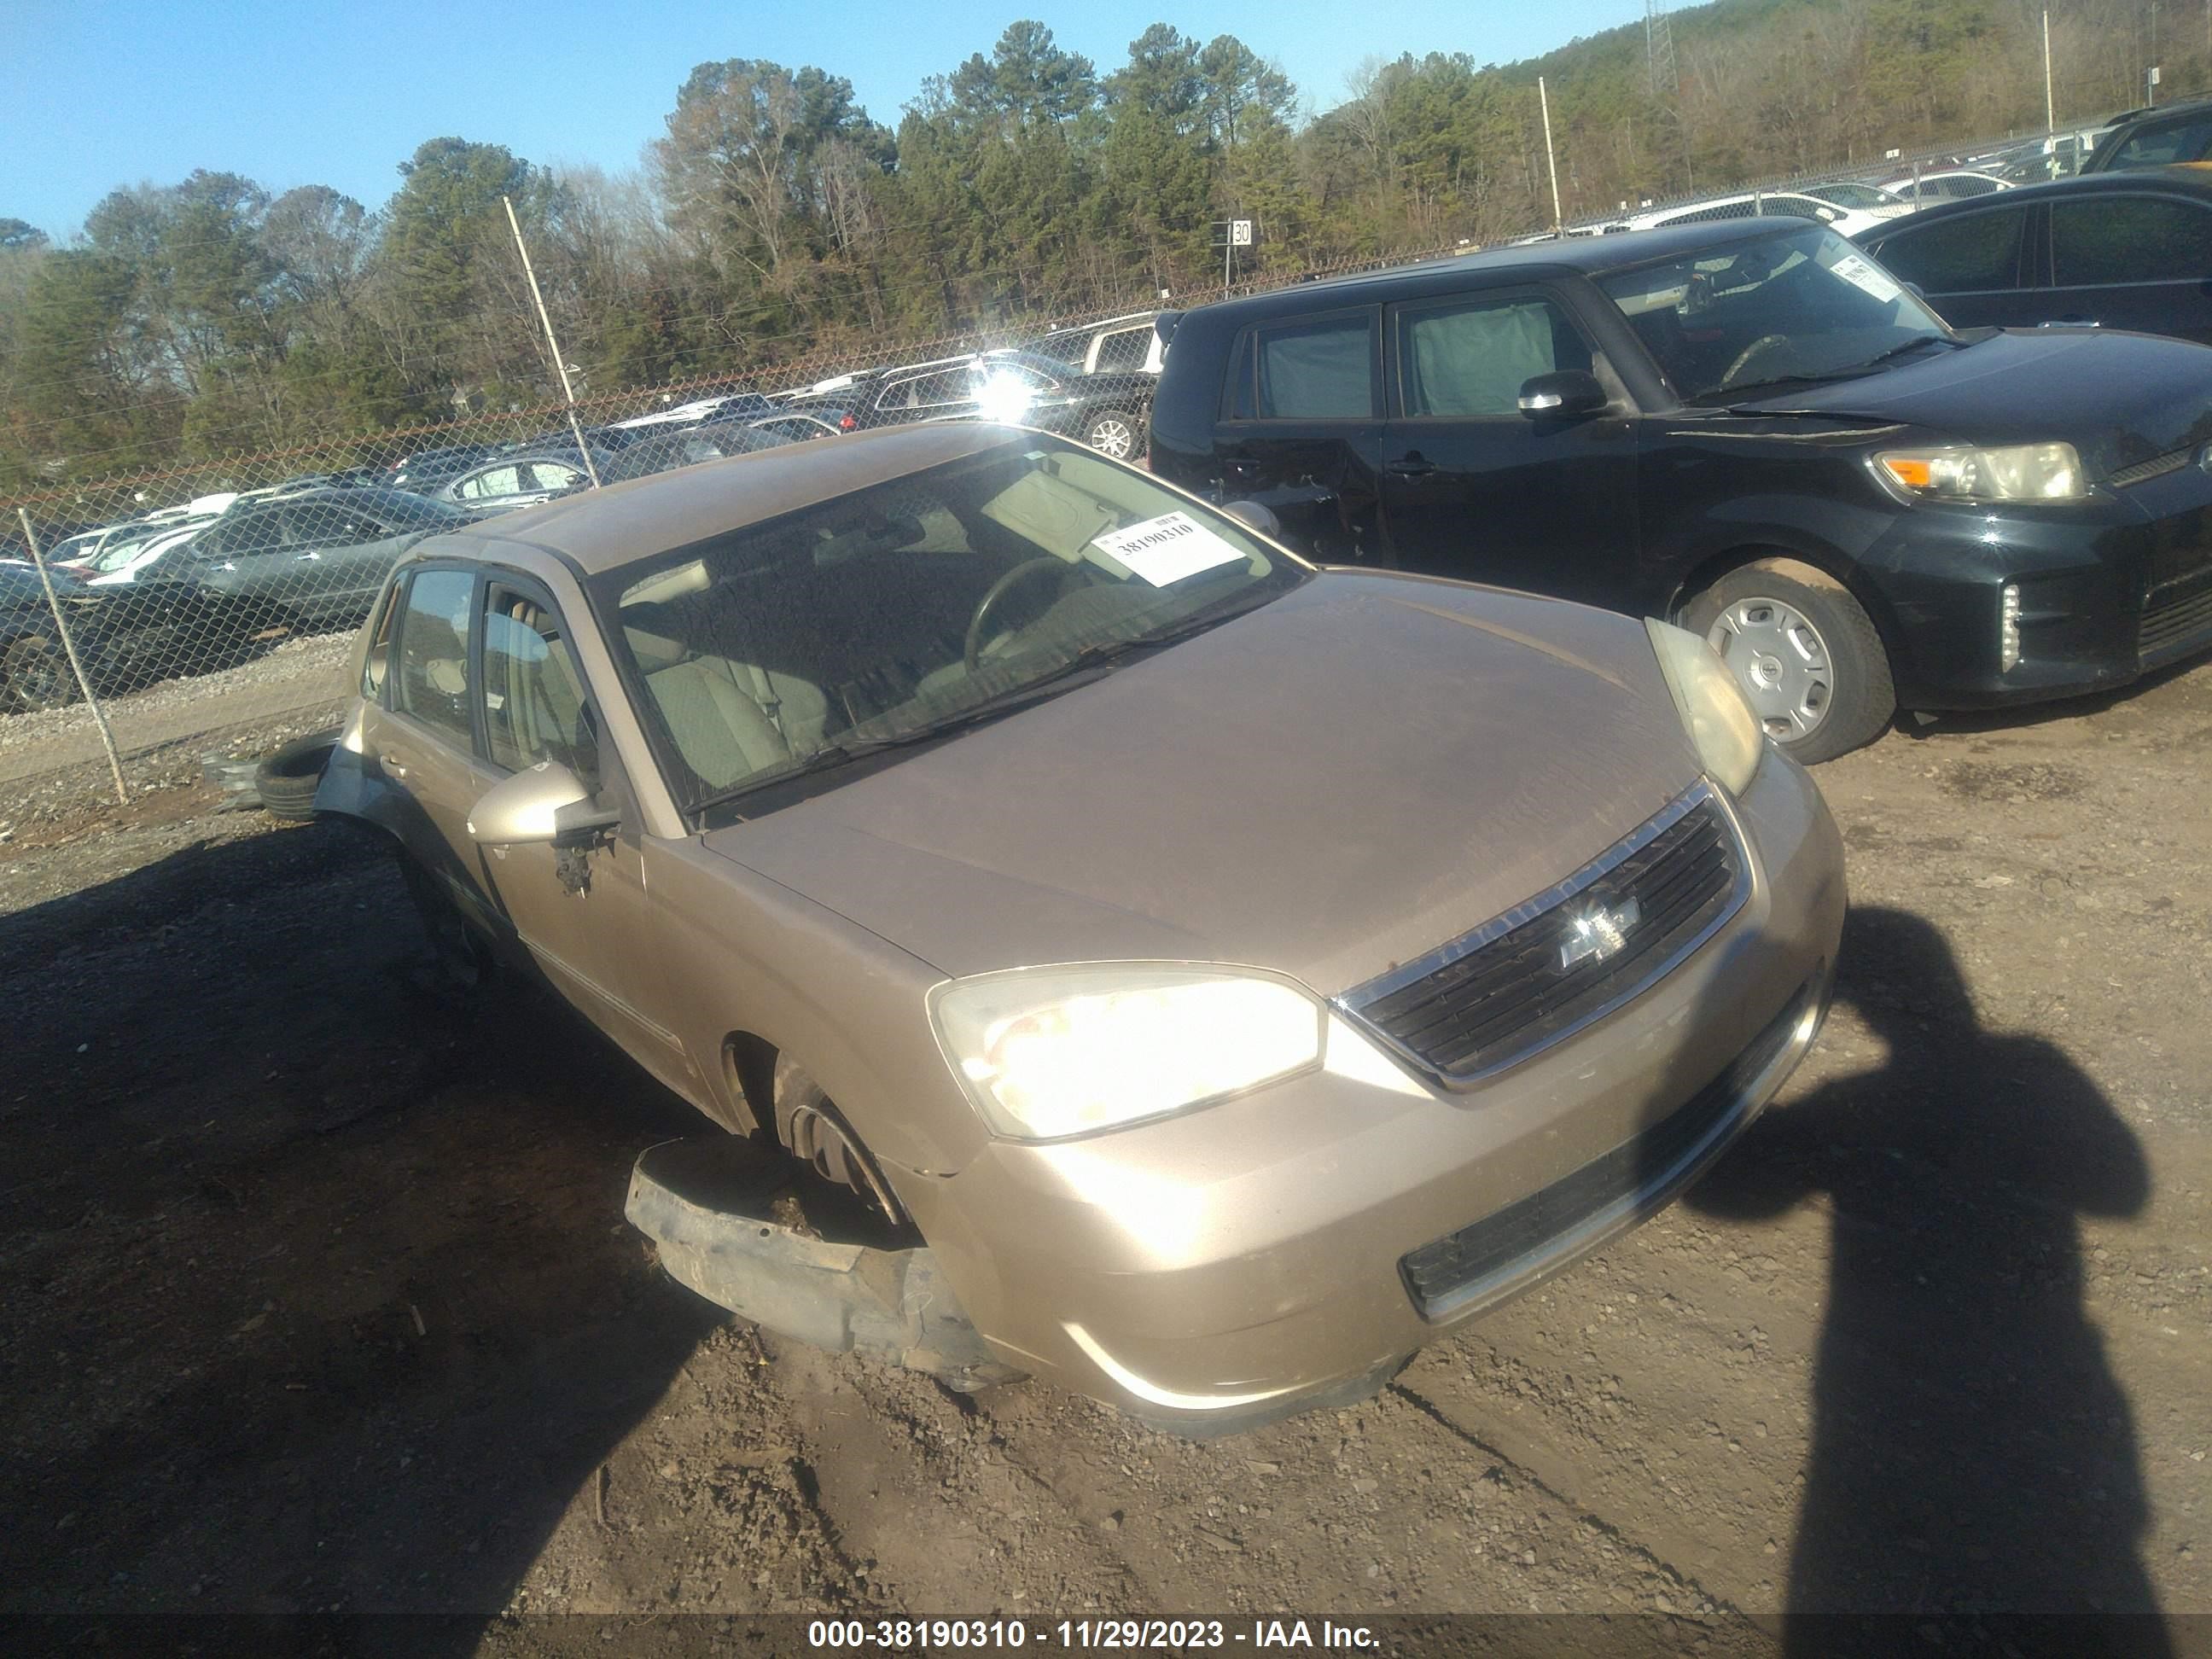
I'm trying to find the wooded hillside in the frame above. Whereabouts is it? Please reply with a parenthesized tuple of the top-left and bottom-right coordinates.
(2, 0, 2197, 484)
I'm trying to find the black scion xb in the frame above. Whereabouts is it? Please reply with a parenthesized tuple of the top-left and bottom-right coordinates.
(1149, 218, 2212, 761)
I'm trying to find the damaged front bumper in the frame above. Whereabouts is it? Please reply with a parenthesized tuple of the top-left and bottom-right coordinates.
(624, 1138, 1024, 1391)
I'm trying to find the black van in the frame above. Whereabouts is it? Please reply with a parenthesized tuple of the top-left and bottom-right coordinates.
(1149, 218, 2212, 761)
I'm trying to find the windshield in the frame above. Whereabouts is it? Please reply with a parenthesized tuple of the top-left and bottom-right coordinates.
(591, 434, 1307, 815)
(1598, 226, 1952, 403)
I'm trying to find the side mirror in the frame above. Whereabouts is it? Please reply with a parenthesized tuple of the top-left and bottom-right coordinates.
(1218, 499, 1283, 540)
(1517, 370, 1609, 419)
(468, 760, 617, 846)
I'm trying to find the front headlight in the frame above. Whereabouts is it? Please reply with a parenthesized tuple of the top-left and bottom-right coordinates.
(928, 965, 1325, 1141)
(1646, 619, 1765, 795)
(1873, 442, 2087, 504)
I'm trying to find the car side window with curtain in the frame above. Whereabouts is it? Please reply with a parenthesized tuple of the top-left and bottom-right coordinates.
(393, 568, 476, 748)
(1872, 208, 2027, 292)
(1254, 312, 1377, 419)
(481, 586, 598, 783)
(1400, 294, 1593, 417)
(2052, 197, 2212, 284)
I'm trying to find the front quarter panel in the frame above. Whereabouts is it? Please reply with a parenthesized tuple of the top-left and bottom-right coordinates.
(642, 837, 988, 1176)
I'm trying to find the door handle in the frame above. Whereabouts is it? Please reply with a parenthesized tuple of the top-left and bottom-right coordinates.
(1386, 456, 1437, 478)
(294, 550, 322, 562)
(378, 752, 408, 778)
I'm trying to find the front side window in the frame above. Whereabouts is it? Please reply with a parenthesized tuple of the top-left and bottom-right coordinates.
(525, 463, 585, 492)
(1254, 311, 1378, 420)
(1399, 294, 1593, 417)
(2102, 116, 2212, 171)
(1599, 226, 1953, 402)
(1874, 207, 2027, 293)
(2052, 196, 2212, 285)
(393, 568, 476, 748)
(482, 586, 597, 782)
(591, 434, 1307, 815)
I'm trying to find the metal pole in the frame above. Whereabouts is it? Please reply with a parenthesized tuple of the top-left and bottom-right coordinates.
(1225, 226, 1232, 295)
(502, 195, 602, 490)
(1539, 77, 1564, 233)
(2042, 10, 2055, 134)
(18, 507, 128, 808)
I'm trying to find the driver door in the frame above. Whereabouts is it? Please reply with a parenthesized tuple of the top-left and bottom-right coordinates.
(468, 579, 694, 1097)
(1378, 286, 1640, 604)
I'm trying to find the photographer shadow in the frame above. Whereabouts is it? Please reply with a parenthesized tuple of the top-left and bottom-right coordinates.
(1688, 907, 2168, 1653)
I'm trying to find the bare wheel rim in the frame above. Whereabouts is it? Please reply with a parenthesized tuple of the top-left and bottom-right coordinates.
(1087, 416, 1134, 458)
(1705, 596, 1835, 741)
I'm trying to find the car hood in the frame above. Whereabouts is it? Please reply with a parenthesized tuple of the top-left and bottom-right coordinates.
(1734, 328, 2212, 477)
(701, 573, 1703, 994)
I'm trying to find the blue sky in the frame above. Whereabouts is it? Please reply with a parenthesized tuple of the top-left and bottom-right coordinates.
(7, 0, 1650, 239)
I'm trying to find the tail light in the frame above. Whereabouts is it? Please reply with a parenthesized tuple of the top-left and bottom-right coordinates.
(839, 414, 857, 432)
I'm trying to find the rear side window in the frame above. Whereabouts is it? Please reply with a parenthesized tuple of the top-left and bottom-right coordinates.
(393, 568, 476, 748)
(1092, 327, 1151, 372)
(1399, 294, 1593, 417)
(1253, 312, 1378, 419)
(1872, 208, 2027, 292)
(2052, 196, 2212, 284)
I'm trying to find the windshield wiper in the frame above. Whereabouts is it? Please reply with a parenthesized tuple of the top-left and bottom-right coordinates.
(1853, 333, 1959, 370)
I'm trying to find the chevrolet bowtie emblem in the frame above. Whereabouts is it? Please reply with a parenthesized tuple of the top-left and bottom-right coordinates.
(1560, 898, 1642, 969)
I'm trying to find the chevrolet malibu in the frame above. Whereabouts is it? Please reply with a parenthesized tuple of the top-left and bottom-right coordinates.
(317, 424, 1846, 1433)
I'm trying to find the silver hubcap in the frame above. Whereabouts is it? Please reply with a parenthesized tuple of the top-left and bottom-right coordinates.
(1089, 417, 1133, 458)
(1706, 597, 1834, 741)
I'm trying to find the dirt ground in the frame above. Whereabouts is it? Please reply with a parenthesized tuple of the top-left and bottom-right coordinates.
(3, 661, 2209, 1653)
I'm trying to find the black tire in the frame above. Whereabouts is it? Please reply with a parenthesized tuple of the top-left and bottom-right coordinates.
(2, 632, 78, 713)
(397, 851, 497, 994)
(253, 725, 342, 823)
(1683, 557, 1895, 765)
(771, 1054, 909, 1227)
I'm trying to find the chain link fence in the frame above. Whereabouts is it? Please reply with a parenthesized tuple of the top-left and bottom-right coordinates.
(0, 104, 2141, 801)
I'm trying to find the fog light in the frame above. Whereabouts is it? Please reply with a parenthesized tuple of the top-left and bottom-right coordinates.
(2000, 583, 2021, 672)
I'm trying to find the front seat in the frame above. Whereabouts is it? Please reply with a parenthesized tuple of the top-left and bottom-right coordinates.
(627, 627, 792, 792)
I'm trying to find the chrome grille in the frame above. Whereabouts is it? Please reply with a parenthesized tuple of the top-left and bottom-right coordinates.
(1339, 784, 1747, 1086)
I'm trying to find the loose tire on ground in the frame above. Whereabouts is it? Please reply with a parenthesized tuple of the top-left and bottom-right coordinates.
(253, 726, 342, 823)
(1683, 557, 1895, 765)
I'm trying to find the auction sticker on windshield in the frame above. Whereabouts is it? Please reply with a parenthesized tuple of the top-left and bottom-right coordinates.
(1091, 511, 1249, 586)
(1827, 251, 1903, 304)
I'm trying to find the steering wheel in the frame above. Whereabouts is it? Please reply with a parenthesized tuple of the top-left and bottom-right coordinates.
(965, 557, 1074, 672)
(1722, 333, 1796, 389)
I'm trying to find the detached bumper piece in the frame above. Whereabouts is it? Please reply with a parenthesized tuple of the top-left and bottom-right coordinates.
(625, 1138, 1024, 1389)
